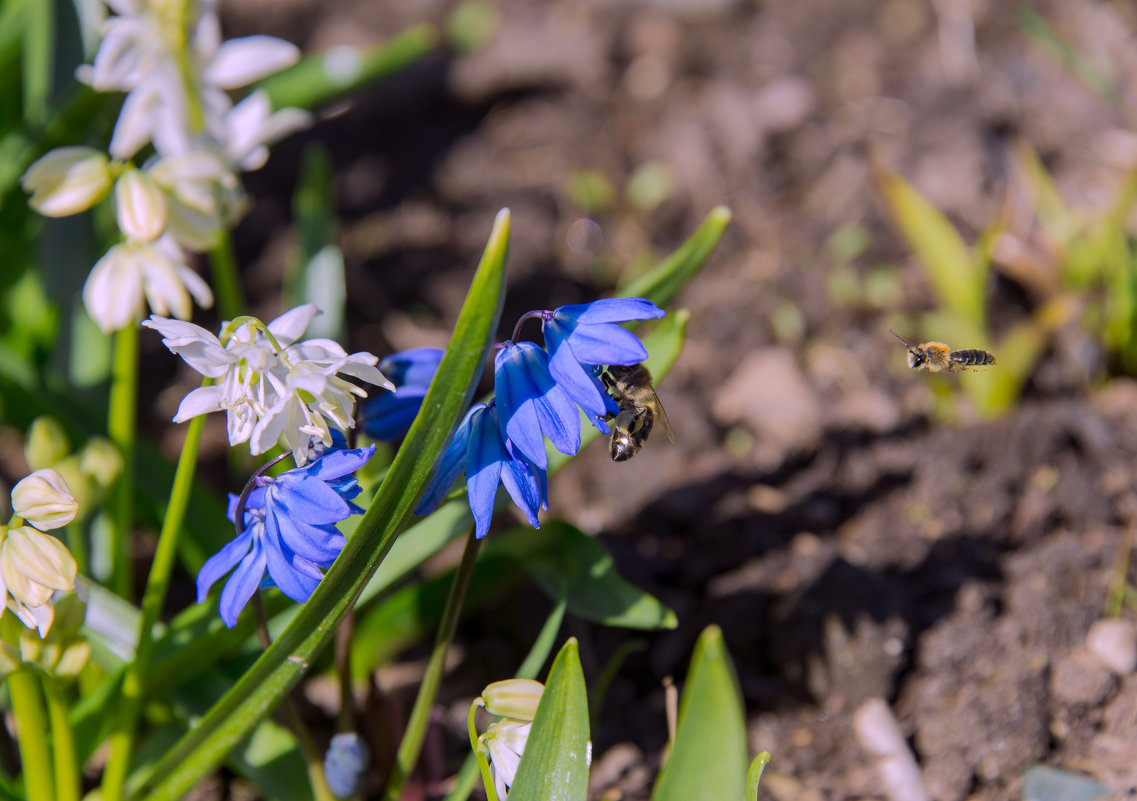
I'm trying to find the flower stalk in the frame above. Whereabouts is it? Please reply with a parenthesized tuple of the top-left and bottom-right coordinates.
(43, 674, 80, 801)
(107, 322, 139, 598)
(383, 527, 482, 801)
(101, 409, 206, 801)
(7, 665, 53, 801)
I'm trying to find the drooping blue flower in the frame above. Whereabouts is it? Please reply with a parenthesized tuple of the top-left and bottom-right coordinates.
(324, 732, 370, 799)
(358, 347, 445, 441)
(542, 297, 664, 431)
(494, 341, 581, 469)
(416, 402, 547, 539)
(197, 441, 375, 628)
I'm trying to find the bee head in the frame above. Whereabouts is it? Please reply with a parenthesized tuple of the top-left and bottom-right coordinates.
(890, 330, 924, 369)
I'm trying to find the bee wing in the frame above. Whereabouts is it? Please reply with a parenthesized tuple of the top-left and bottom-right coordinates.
(650, 388, 676, 442)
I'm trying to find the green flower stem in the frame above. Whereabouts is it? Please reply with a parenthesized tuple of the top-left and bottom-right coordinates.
(209, 230, 245, 323)
(383, 529, 482, 801)
(108, 322, 140, 599)
(8, 668, 53, 801)
(42, 675, 79, 801)
(101, 409, 207, 801)
(467, 701, 499, 801)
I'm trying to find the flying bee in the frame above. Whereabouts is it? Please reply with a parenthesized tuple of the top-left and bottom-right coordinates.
(890, 330, 998, 373)
(601, 363, 675, 462)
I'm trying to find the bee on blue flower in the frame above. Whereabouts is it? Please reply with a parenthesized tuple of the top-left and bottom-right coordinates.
(381, 297, 665, 540)
(197, 435, 375, 628)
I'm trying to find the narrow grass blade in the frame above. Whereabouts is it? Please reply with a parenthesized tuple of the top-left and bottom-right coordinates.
(619, 206, 731, 307)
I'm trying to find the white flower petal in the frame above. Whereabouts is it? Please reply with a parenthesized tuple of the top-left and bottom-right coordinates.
(11, 469, 78, 530)
(115, 168, 168, 241)
(173, 385, 225, 422)
(83, 244, 145, 333)
(203, 36, 301, 89)
(267, 304, 320, 345)
(22, 147, 112, 217)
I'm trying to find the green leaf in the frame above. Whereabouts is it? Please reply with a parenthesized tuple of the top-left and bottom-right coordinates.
(747, 752, 770, 801)
(493, 521, 676, 630)
(128, 209, 510, 801)
(619, 206, 731, 308)
(875, 166, 985, 324)
(651, 625, 748, 801)
(259, 25, 439, 111)
(507, 639, 591, 801)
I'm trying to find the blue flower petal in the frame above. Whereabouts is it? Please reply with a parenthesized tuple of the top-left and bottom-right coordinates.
(379, 347, 445, 387)
(546, 324, 617, 433)
(562, 323, 648, 366)
(465, 406, 506, 539)
(498, 451, 543, 529)
(272, 512, 346, 563)
(302, 445, 375, 482)
(218, 540, 267, 628)
(263, 514, 323, 602)
(359, 390, 428, 441)
(271, 475, 351, 525)
(552, 298, 664, 324)
(495, 342, 580, 468)
(197, 528, 254, 603)
(415, 404, 478, 516)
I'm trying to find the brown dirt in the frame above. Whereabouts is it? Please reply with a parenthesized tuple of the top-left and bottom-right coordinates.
(220, 0, 1137, 798)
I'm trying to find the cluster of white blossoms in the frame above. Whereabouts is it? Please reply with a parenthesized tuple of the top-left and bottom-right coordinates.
(143, 304, 393, 465)
(20, 0, 310, 334)
(1, 470, 81, 637)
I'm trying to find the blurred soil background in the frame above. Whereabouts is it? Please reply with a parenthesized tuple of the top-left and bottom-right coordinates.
(195, 0, 1137, 798)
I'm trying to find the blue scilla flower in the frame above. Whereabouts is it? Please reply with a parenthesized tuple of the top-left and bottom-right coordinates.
(197, 441, 375, 628)
(416, 402, 547, 539)
(358, 347, 445, 441)
(494, 341, 581, 469)
(324, 732, 370, 799)
(541, 297, 664, 430)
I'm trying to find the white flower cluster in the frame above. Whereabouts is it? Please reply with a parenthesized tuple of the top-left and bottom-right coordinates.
(21, 0, 310, 334)
(143, 305, 393, 465)
(1, 470, 80, 637)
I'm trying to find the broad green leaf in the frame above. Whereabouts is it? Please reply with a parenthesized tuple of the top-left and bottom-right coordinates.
(128, 209, 510, 801)
(259, 25, 439, 111)
(508, 639, 590, 801)
(493, 521, 676, 630)
(875, 166, 985, 324)
(651, 625, 748, 801)
(620, 206, 731, 307)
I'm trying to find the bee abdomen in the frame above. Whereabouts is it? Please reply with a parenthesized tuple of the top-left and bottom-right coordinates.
(949, 349, 997, 367)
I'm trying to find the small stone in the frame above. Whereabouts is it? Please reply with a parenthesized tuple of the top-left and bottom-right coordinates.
(1051, 649, 1115, 706)
(1086, 619, 1137, 675)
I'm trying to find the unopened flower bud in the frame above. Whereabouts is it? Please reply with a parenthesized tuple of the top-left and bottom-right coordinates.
(116, 168, 168, 242)
(25, 417, 72, 470)
(482, 678, 545, 722)
(79, 438, 123, 489)
(11, 469, 78, 530)
(22, 147, 113, 217)
(0, 527, 77, 606)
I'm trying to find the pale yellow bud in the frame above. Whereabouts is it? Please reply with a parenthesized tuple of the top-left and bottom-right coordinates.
(10, 469, 78, 530)
(482, 678, 545, 722)
(25, 417, 71, 470)
(79, 437, 123, 488)
(22, 147, 113, 217)
(116, 168, 168, 242)
(0, 641, 20, 677)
